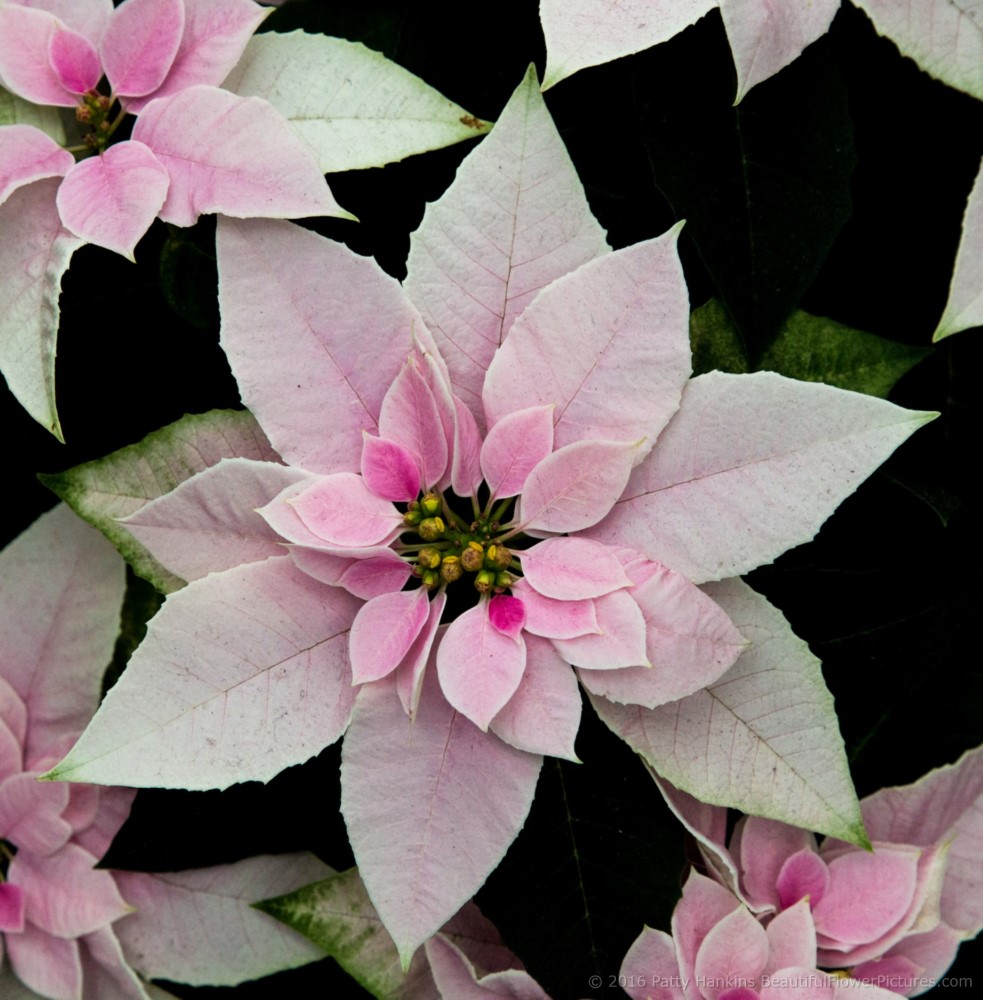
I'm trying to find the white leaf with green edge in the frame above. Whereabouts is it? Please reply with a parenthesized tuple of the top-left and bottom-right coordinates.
(112, 854, 330, 987)
(0, 178, 82, 440)
(934, 157, 983, 341)
(404, 64, 610, 423)
(41, 409, 279, 593)
(259, 868, 523, 1000)
(222, 31, 490, 174)
(590, 577, 868, 846)
(0, 85, 66, 143)
(691, 298, 930, 397)
(540, 0, 715, 90)
(852, 0, 983, 103)
(45, 557, 361, 790)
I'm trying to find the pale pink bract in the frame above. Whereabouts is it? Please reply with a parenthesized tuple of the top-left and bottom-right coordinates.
(0, 0, 347, 260)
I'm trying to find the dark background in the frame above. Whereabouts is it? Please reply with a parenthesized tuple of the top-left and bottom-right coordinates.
(4, 1, 982, 996)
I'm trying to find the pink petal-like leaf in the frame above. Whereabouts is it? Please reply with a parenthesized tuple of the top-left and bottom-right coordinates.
(47, 23, 101, 94)
(290, 473, 403, 547)
(0, 773, 71, 856)
(113, 854, 329, 986)
(480, 406, 555, 500)
(361, 433, 421, 501)
(133, 86, 349, 227)
(516, 439, 638, 533)
(350, 588, 431, 685)
(451, 394, 484, 497)
(47, 558, 361, 789)
(488, 595, 525, 640)
(671, 871, 743, 988)
(764, 899, 818, 974)
(5, 920, 82, 1000)
(484, 228, 690, 461)
(0, 5, 78, 106)
(8, 844, 130, 937)
(378, 357, 448, 490)
(395, 592, 447, 719)
(120, 457, 307, 582)
(694, 905, 769, 1000)
(22, 0, 114, 43)
(589, 372, 936, 584)
(0, 178, 83, 438)
(812, 847, 920, 946)
(518, 536, 632, 600)
(578, 558, 746, 707)
(341, 673, 541, 967)
(591, 578, 867, 845)
(510, 579, 600, 639)
(126, 0, 270, 111)
(338, 551, 413, 600)
(720, 0, 840, 103)
(437, 604, 528, 730)
(217, 217, 423, 473)
(555, 589, 649, 670)
(77, 925, 152, 1000)
(101, 0, 183, 98)
(776, 850, 830, 910)
(0, 504, 125, 762)
(56, 140, 169, 260)
(0, 883, 25, 933)
(490, 634, 581, 761)
(0, 124, 74, 208)
(404, 65, 609, 425)
(425, 933, 552, 999)
(860, 742, 983, 935)
(620, 926, 686, 1000)
(737, 815, 818, 913)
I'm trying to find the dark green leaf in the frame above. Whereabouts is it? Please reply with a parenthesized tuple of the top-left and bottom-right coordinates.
(642, 16, 855, 359)
(475, 698, 687, 999)
(159, 221, 219, 330)
(691, 298, 929, 397)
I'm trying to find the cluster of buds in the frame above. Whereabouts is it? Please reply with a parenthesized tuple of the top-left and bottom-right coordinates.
(404, 493, 516, 593)
(76, 90, 116, 150)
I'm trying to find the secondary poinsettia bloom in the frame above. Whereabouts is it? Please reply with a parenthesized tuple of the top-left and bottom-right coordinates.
(0, 504, 136, 998)
(49, 71, 934, 966)
(1, 507, 333, 999)
(620, 870, 907, 1000)
(0, 0, 348, 260)
(656, 748, 983, 997)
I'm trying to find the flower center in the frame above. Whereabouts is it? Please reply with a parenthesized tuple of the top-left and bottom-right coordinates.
(398, 491, 522, 597)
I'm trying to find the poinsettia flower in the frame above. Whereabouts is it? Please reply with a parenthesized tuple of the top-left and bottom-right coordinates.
(620, 870, 907, 1000)
(655, 744, 983, 997)
(48, 69, 933, 966)
(0, 0, 348, 261)
(0, 505, 334, 999)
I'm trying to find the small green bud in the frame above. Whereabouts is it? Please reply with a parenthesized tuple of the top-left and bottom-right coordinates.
(495, 571, 513, 589)
(418, 517, 445, 541)
(421, 569, 440, 590)
(475, 569, 496, 593)
(403, 509, 422, 527)
(421, 493, 442, 517)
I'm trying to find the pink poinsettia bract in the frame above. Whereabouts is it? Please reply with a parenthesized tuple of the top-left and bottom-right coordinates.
(0, 0, 347, 260)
